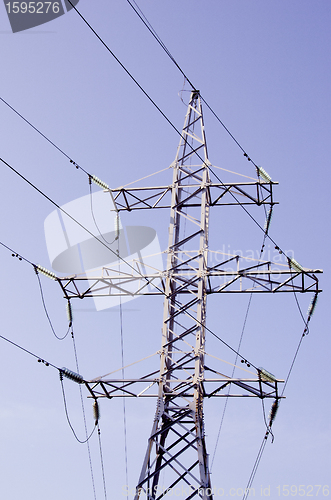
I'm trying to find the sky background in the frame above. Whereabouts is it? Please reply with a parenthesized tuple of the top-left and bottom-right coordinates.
(0, 1, 330, 498)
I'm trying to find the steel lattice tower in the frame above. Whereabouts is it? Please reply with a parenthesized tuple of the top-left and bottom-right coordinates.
(58, 91, 321, 499)
(135, 90, 213, 499)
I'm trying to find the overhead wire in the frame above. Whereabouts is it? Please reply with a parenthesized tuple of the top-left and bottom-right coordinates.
(59, 371, 97, 444)
(64, 1, 304, 272)
(117, 230, 129, 499)
(242, 432, 269, 500)
(2, 131, 318, 500)
(69, 321, 98, 498)
(2, 147, 317, 388)
(0, 332, 58, 370)
(2, 8, 321, 489)
(125, 0, 259, 166)
(0, 157, 260, 370)
(35, 269, 71, 340)
(97, 422, 108, 500)
(3, 5, 320, 497)
(241, 270, 319, 497)
(210, 231, 268, 470)
(1, 3, 295, 274)
(0, 244, 98, 498)
(0, 96, 89, 176)
(0, 3, 314, 274)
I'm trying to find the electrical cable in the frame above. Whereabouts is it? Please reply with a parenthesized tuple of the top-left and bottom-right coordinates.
(0, 157, 260, 369)
(210, 232, 268, 470)
(97, 423, 108, 500)
(66, 0, 190, 150)
(1, 133, 319, 500)
(70, 324, 98, 499)
(3, 4, 318, 492)
(0, 29, 294, 270)
(0, 260, 97, 498)
(0, 228, 258, 372)
(59, 372, 97, 444)
(89, 177, 117, 246)
(118, 235, 129, 499)
(0, 96, 90, 176)
(0, 6, 313, 272)
(65, 0, 311, 268)
(0, 333, 58, 369)
(0, 240, 33, 266)
(240, 271, 319, 496)
(242, 431, 269, 500)
(35, 269, 70, 340)
(55, 0, 294, 265)
(125, 0, 260, 167)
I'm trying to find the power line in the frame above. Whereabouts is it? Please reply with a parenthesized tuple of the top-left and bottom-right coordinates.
(58, 4, 300, 271)
(0, 156, 260, 369)
(0, 96, 90, 176)
(0, 96, 89, 176)
(211, 232, 268, 470)
(69, 324, 98, 499)
(59, 372, 97, 444)
(125, 0, 259, 166)
(0, 6, 308, 272)
(241, 281, 319, 495)
(35, 270, 70, 341)
(0, 333, 58, 370)
(97, 423, 108, 500)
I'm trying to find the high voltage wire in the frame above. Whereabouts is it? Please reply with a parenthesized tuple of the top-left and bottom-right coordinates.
(125, 0, 258, 166)
(0, 4, 312, 273)
(0, 11, 292, 268)
(0, 299, 101, 498)
(0, 157, 318, 495)
(240, 281, 317, 496)
(70, 323, 98, 499)
(210, 232, 268, 471)
(64, 0, 306, 272)
(0, 155, 262, 369)
(0, 332, 58, 370)
(0, 95, 89, 176)
(1, 3, 321, 495)
(0, 168, 318, 500)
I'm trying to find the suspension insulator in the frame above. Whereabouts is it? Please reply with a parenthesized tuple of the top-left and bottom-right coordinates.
(268, 399, 279, 427)
(307, 293, 318, 318)
(93, 400, 100, 424)
(66, 300, 73, 326)
(114, 213, 120, 240)
(61, 367, 84, 384)
(264, 207, 273, 234)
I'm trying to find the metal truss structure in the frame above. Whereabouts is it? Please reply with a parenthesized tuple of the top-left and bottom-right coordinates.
(58, 91, 321, 499)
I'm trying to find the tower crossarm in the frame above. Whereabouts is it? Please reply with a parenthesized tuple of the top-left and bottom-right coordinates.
(84, 376, 283, 400)
(56, 264, 321, 300)
(108, 180, 277, 212)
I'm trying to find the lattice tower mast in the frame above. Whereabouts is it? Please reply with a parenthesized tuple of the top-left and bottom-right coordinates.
(135, 90, 212, 498)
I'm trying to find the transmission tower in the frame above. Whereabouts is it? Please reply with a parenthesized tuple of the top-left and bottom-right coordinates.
(58, 91, 321, 499)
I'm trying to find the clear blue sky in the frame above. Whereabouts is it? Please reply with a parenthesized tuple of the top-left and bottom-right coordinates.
(0, 1, 329, 499)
